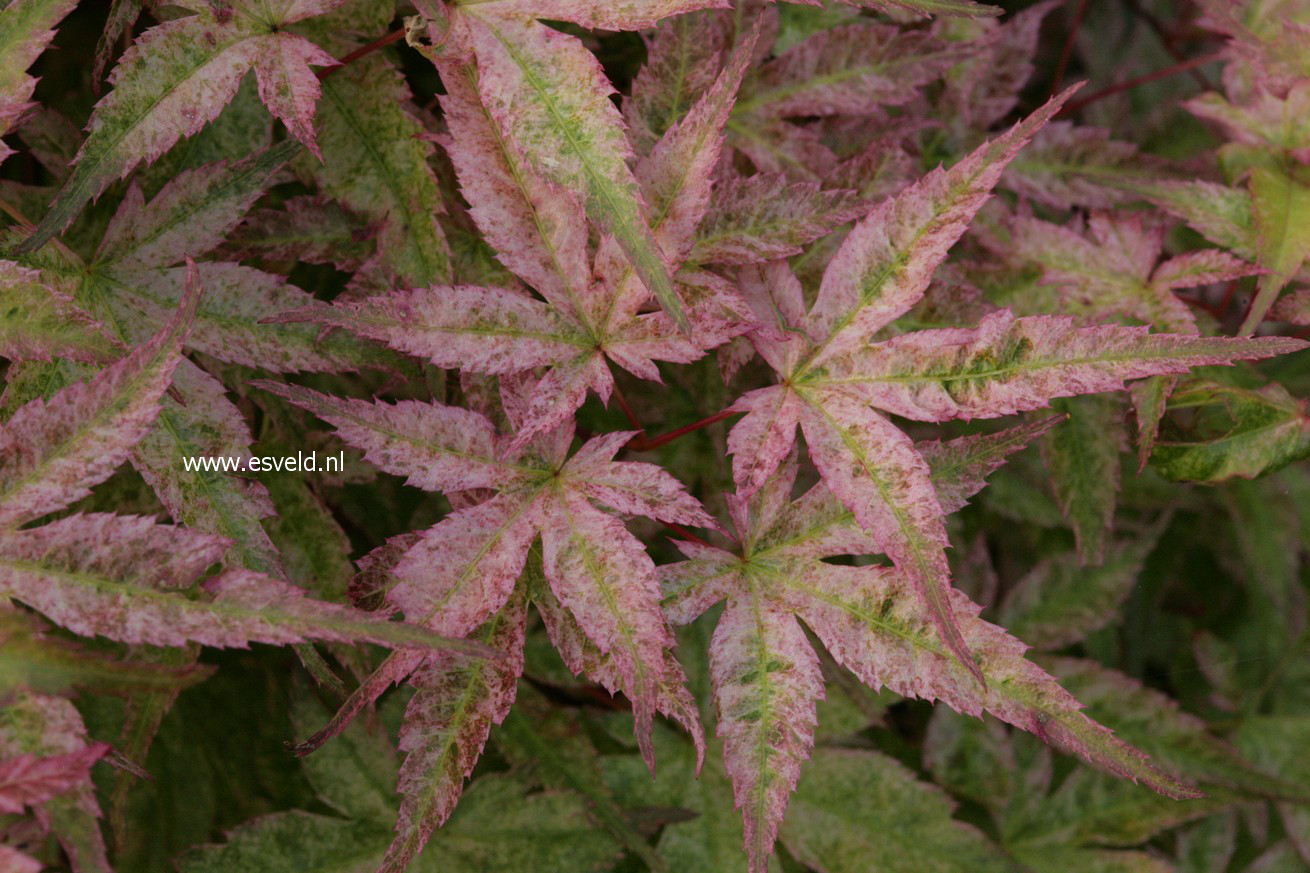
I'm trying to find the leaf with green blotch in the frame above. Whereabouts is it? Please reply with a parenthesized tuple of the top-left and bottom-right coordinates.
(0, 691, 111, 872)
(1040, 396, 1125, 567)
(997, 529, 1162, 650)
(462, 11, 688, 333)
(1152, 377, 1310, 483)
(1242, 163, 1310, 333)
(0, 605, 215, 698)
(307, 52, 452, 287)
(0, 0, 79, 143)
(661, 457, 1198, 873)
(17, 0, 341, 252)
(779, 748, 1019, 873)
(0, 259, 121, 365)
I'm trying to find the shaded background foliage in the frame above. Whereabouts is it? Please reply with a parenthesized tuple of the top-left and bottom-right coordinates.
(2, 1, 1310, 872)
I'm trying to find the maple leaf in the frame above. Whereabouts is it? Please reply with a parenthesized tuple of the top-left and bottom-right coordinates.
(254, 378, 715, 867)
(272, 25, 760, 444)
(722, 91, 1305, 684)
(17, 0, 343, 251)
(417, 0, 734, 333)
(661, 454, 1199, 872)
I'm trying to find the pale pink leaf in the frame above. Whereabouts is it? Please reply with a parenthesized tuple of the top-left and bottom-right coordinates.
(534, 580, 706, 768)
(252, 381, 522, 493)
(252, 33, 335, 158)
(436, 56, 591, 320)
(268, 286, 586, 374)
(825, 309, 1307, 422)
(1153, 249, 1260, 290)
(712, 594, 822, 873)
(387, 493, 539, 635)
(0, 846, 41, 873)
(0, 0, 79, 136)
(727, 386, 803, 497)
(917, 416, 1065, 514)
(509, 352, 613, 450)
(625, 11, 731, 153)
(797, 388, 981, 685)
(0, 264, 200, 527)
(562, 431, 721, 528)
(540, 491, 675, 771)
(383, 593, 527, 871)
(805, 88, 1077, 365)
(465, 12, 688, 333)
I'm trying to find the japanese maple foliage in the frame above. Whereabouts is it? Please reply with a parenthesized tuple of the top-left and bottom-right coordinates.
(3, 1, 1310, 872)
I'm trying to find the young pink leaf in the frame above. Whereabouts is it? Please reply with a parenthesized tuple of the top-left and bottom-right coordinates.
(727, 386, 804, 497)
(625, 10, 731, 153)
(0, 263, 200, 527)
(823, 309, 1307, 422)
(561, 430, 721, 528)
(463, 12, 689, 334)
(269, 285, 587, 375)
(252, 381, 522, 493)
(713, 594, 822, 873)
(796, 388, 982, 685)
(540, 492, 675, 772)
(0, 743, 110, 815)
(804, 87, 1078, 366)
(382, 593, 527, 873)
(916, 416, 1065, 514)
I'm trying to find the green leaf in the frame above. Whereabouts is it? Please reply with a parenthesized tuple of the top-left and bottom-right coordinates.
(780, 748, 1019, 873)
(1040, 396, 1124, 566)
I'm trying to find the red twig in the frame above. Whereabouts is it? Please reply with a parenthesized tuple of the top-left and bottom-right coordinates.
(1058, 51, 1226, 116)
(611, 384, 646, 433)
(1050, 0, 1089, 97)
(627, 410, 737, 452)
(662, 522, 712, 548)
(318, 29, 406, 80)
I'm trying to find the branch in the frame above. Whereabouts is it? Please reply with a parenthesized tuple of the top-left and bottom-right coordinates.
(318, 29, 406, 81)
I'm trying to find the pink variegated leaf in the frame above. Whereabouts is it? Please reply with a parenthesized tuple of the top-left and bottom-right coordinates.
(727, 386, 803, 497)
(1271, 290, 1310, 325)
(268, 285, 586, 374)
(292, 650, 427, 756)
(785, 562, 1198, 798)
(0, 514, 496, 657)
(689, 174, 863, 266)
(1153, 249, 1260, 290)
(252, 381, 523, 493)
(533, 579, 706, 768)
(0, 743, 110, 815)
(463, 12, 688, 334)
(0, 692, 109, 872)
(735, 23, 964, 119)
(838, 0, 1002, 17)
(510, 352, 613, 450)
(916, 416, 1066, 514)
(713, 594, 823, 873)
(461, 0, 729, 30)
(625, 10, 731, 153)
(0, 846, 40, 873)
(540, 491, 676, 772)
(0, 260, 121, 364)
(383, 592, 527, 873)
(562, 431, 720, 529)
(436, 55, 591, 321)
(823, 309, 1307, 422)
(0, 262, 200, 527)
(804, 89, 1077, 367)
(387, 493, 540, 635)
(0, 0, 79, 138)
(93, 143, 299, 273)
(660, 540, 745, 625)
(796, 388, 982, 685)
(114, 262, 391, 373)
(18, 0, 342, 251)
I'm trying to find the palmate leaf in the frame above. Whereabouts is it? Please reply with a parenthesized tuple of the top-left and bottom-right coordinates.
(18, 0, 343, 251)
(257, 380, 713, 864)
(459, 10, 689, 333)
(660, 458, 1198, 872)
(275, 27, 759, 443)
(0, 0, 79, 162)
